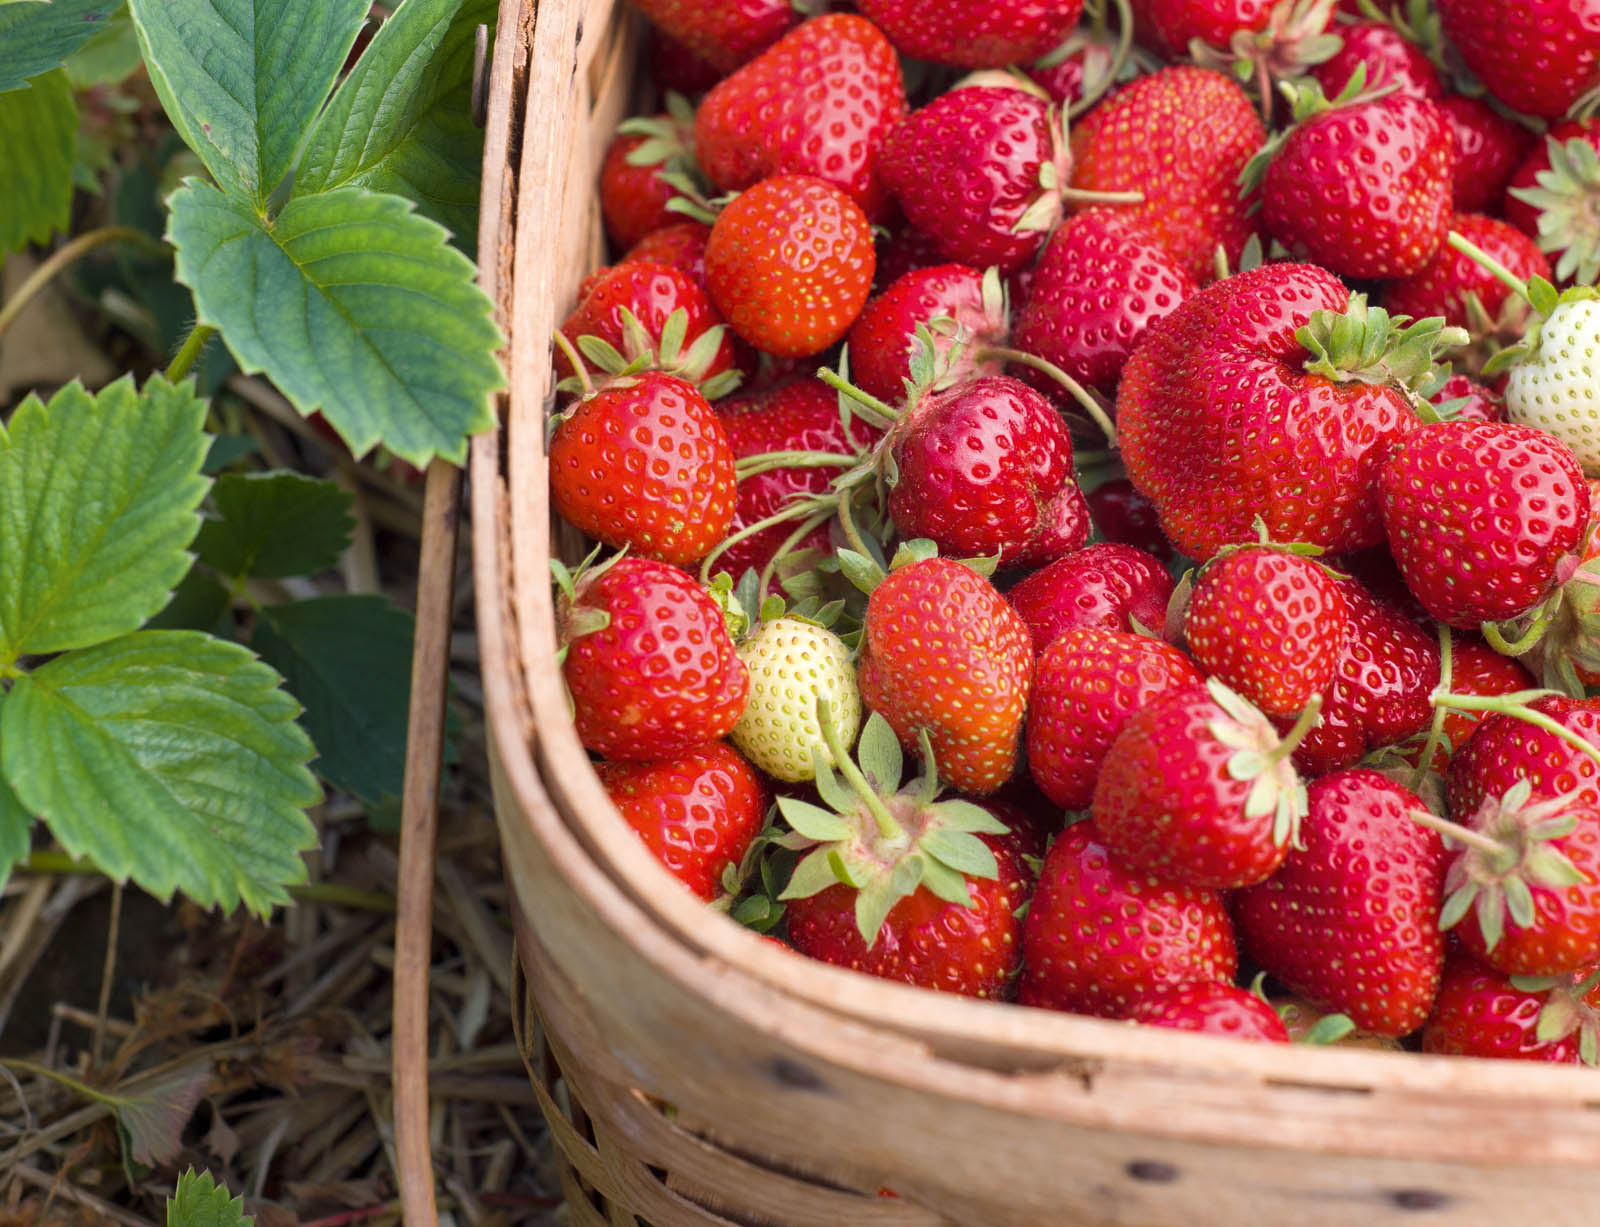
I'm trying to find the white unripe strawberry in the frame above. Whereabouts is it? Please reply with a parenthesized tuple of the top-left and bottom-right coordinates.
(731, 617, 860, 782)
(1504, 297, 1600, 476)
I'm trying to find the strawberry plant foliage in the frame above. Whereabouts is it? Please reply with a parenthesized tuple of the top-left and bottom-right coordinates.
(168, 1169, 252, 1227)
(195, 472, 356, 580)
(0, 67, 76, 251)
(0, 0, 118, 94)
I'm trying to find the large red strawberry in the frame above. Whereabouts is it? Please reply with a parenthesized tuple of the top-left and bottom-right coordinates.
(1436, 0, 1600, 120)
(1010, 210, 1196, 396)
(597, 742, 767, 900)
(1026, 627, 1203, 810)
(1018, 820, 1237, 1018)
(1069, 66, 1265, 284)
(549, 370, 736, 566)
(704, 174, 875, 357)
(556, 556, 749, 761)
(1233, 768, 1448, 1035)
(1441, 96, 1533, 215)
(626, 0, 798, 73)
(1383, 213, 1550, 345)
(1378, 420, 1590, 628)
(847, 264, 1007, 408)
(854, 552, 1034, 795)
(1431, 373, 1507, 425)
(1005, 542, 1176, 652)
(1125, 982, 1291, 1043)
(857, 0, 1085, 68)
(1117, 264, 1428, 559)
(1422, 952, 1600, 1063)
(694, 15, 906, 219)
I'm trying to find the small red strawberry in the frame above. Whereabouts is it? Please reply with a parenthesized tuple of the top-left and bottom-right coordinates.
(1422, 952, 1600, 1063)
(1005, 542, 1176, 652)
(1383, 213, 1549, 348)
(626, 0, 798, 73)
(1026, 627, 1203, 810)
(599, 98, 699, 250)
(1184, 544, 1350, 718)
(1125, 981, 1291, 1043)
(853, 550, 1034, 795)
(704, 174, 876, 357)
(1129, 0, 1280, 61)
(847, 264, 1007, 408)
(1378, 420, 1590, 628)
(597, 742, 768, 899)
(1024, 26, 1125, 109)
(1430, 372, 1507, 424)
(1018, 820, 1237, 1018)
(645, 23, 725, 95)
(1085, 478, 1174, 560)
(618, 221, 713, 288)
(1093, 679, 1319, 888)
(1440, 95, 1532, 215)
(1233, 768, 1448, 1035)
(1436, 0, 1600, 120)
(694, 15, 907, 219)
(1309, 20, 1442, 101)
(856, 0, 1085, 68)
(556, 556, 749, 761)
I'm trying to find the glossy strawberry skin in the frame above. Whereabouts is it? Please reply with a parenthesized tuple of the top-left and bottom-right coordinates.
(1186, 549, 1349, 718)
(1011, 211, 1195, 395)
(1018, 821, 1237, 1019)
(628, 0, 797, 73)
(1069, 67, 1265, 284)
(848, 264, 1004, 408)
(785, 826, 1031, 998)
(1379, 421, 1590, 628)
(560, 559, 749, 762)
(1263, 94, 1455, 280)
(695, 15, 906, 219)
(705, 174, 875, 358)
(1407, 638, 1533, 774)
(856, 0, 1084, 68)
(1447, 696, 1600, 819)
(1422, 952, 1589, 1061)
(1441, 96, 1533, 214)
(1233, 769, 1448, 1036)
(887, 375, 1090, 569)
(715, 378, 880, 579)
(646, 23, 726, 94)
(1383, 213, 1550, 334)
(619, 221, 712, 289)
(1085, 479, 1174, 560)
(1026, 628, 1202, 810)
(1431, 373, 1507, 425)
(556, 262, 739, 386)
(550, 372, 737, 566)
(596, 742, 767, 900)
(1117, 263, 1418, 560)
(1125, 982, 1291, 1043)
(880, 86, 1065, 275)
(599, 128, 689, 250)
(1437, 0, 1600, 120)
(857, 557, 1034, 795)
(1128, 0, 1276, 59)
(1005, 542, 1176, 653)
(1309, 22, 1443, 101)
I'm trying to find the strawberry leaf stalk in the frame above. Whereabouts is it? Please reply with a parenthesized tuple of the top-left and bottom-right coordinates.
(1189, 0, 1343, 119)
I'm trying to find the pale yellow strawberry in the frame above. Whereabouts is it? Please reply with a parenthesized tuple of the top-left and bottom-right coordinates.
(732, 617, 860, 781)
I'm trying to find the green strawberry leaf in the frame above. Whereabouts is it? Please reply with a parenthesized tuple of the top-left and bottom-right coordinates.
(295, 0, 494, 248)
(167, 181, 503, 466)
(0, 68, 76, 252)
(918, 855, 976, 907)
(0, 0, 117, 93)
(144, 567, 233, 635)
(168, 1168, 252, 1227)
(777, 845, 844, 900)
(0, 377, 209, 663)
(250, 595, 424, 805)
(195, 472, 355, 580)
(0, 630, 320, 916)
(126, 0, 369, 204)
(0, 702, 34, 888)
(920, 827, 999, 879)
(63, 6, 143, 88)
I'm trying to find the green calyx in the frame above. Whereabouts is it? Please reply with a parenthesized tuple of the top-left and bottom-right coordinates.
(1190, 0, 1342, 119)
(1355, 0, 1448, 70)
(775, 703, 1010, 946)
(616, 92, 698, 173)
(1238, 63, 1398, 196)
(1038, 0, 1139, 119)
(1204, 678, 1317, 849)
(551, 543, 623, 648)
(1296, 293, 1467, 399)
(1447, 229, 1600, 377)
(1511, 968, 1600, 1065)
(1507, 134, 1600, 288)
(555, 306, 742, 400)
(1531, 548, 1600, 697)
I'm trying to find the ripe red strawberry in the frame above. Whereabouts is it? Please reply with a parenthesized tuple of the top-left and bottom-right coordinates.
(1440, 95, 1532, 215)
(1085, 478, 1174, 561)
(704, 174, 875, 357)
(1005, 542, 1176, 652)
(1383, 213, 1549, 342)
(597, 742, 767, 900)
(549, 371, 736, 566)
(1069, 66, 1265, 284)
(855, 554, 1034, 795)
(619, 221, 712, 288)
(1184, 546, 1349, 718)
(1436, 0, 1600, 120)
(1406, 638, 1533, 774)
(645, 23, 725, 95)
(1447, 695, 1600, 820)
(1254, 88, 1455, 280)
(1117, 265, 1423, 559)
(1309, 21, 1442, 101)
(694, 15, 907, 219)
(879, 84, 1071, 275)
(873, 224, 948, 290)
(857, 0, 1084, 67)
(1378, 421, 1590, 628)
(1128, 0, 1278, 60)
(1233, 768, 1448, 1035)
(1094, 680, 1316, 888)
(1010, 210, 1196, 396)
(599, 104, 698, 250)
(627, 0, 797, 73)
(1025, 29, 1123, 108)
(1422, 952, 1600, 1062)
(1504, 121, 1600, 287)
(1018, 820, 1237, 1018)
(557, 557, 749, 761)
(1125, 982, 1291, 1043)
(1431, 372, 1507, 425)
(1026, 627, 1202, 810)
(847, 264, 1007, 408)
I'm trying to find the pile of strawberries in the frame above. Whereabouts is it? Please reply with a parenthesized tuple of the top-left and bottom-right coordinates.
(549, 0, 1600, 1061)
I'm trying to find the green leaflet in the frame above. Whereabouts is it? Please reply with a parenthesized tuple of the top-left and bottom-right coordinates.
(0, 697, 34, 888)
(126, 0, 369, 203)
(168, 1169, 252, 1227)
(1, 630, 321, 916)
(0, 0, 117, 94)
(0, 377, 209, 662)
(167, 181, 503, 466)
(0, 68, 76, 251)
(195, 471, 355, 579)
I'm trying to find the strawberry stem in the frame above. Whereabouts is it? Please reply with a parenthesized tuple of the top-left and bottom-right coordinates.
(757, 509, 835, 602)
(976, 346, 1119, 447)
(1431, 690, 1600, 772)
(1482, 600, 1555, 657)
(1059, 186, 1146, 205)
(816, 367, 902, 430)
(551, 329, 594, 398)
(734, 450, 860, 479)
(1068, 0, 1134, 117)
(1411, 624, 1454, 791)
(698, 494, 830, 585)
(1408, 807, 1510, 858)
(835, 488, 876, 559)
(816, 696, 905, 842)
(1447, 231, 1535, 311)
(1265, 692, 1324, 765)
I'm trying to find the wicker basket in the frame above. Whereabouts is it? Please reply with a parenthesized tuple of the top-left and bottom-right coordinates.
(472, 1, 1600, 1222)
